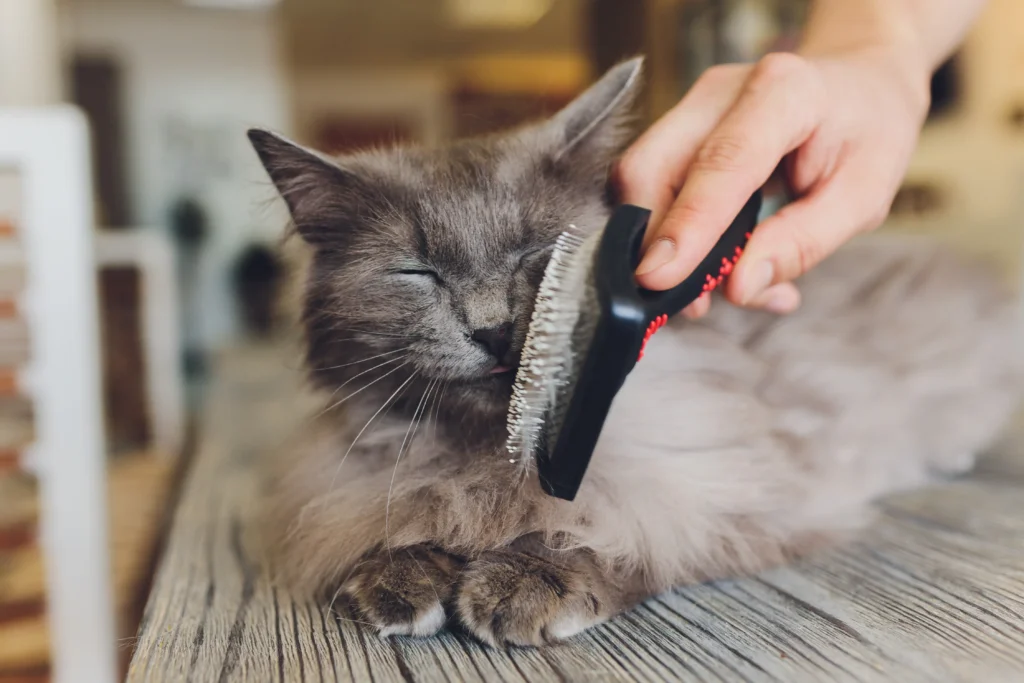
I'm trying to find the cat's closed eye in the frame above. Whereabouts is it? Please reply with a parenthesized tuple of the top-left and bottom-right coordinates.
(396, 268, 444, 286)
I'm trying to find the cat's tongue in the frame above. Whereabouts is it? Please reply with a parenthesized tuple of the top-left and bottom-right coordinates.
(490, 365, 515, 375)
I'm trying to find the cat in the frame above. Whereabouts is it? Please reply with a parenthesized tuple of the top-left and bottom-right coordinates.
(248, 57, 1024, 648)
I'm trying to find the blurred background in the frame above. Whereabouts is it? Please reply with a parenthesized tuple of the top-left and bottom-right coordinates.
(0, 0, 1022, 680)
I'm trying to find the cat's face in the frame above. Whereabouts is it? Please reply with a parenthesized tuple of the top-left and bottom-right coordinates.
(250, 58, 642, 434)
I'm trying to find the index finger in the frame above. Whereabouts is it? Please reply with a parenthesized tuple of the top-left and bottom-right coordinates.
(635, 53, 826, 291)
(614, 65, 748, 236)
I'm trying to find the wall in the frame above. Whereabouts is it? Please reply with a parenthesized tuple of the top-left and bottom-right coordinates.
(59, 0, 293, 349)
(289, 53, 589, 148)
(282, 0, 586, 71)
(891, 0, 1024, 280)
(290, 69, 452, 148)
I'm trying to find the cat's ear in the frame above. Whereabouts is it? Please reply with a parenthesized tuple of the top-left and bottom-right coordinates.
(247, 128, 365, 246)
(547, 56, 644, 176)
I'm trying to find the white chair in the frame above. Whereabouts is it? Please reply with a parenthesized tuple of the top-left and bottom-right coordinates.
(0, 106, 118, 683)
(94, 228, 184, 459)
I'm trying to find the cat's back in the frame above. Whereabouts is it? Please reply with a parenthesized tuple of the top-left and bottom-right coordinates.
(703, 231, 1021, 360)
(795, 231, 1016, 323)
(618, 232, 1023, 483)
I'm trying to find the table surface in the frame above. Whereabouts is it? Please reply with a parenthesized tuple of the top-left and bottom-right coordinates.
(128, 342, 1024, 683)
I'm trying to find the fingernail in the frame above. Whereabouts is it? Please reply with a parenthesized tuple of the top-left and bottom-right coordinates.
(742, 260, 774, 304)
(636, 238, 676, 276)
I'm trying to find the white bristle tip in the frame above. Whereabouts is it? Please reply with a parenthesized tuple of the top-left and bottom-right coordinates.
(505, 223, 599, 461)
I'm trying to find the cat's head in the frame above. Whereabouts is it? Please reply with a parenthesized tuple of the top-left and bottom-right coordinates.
(248, 58, 643, 435)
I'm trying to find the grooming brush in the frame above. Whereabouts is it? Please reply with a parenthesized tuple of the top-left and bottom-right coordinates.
(506, 190, 763, 501)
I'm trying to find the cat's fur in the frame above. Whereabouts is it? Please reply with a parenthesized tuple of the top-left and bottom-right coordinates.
(249, 57, 1024, 647)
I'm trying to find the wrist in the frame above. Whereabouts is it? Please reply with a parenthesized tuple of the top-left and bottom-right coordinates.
(797, 0, 921, 55)
(797, 1, 932, 119)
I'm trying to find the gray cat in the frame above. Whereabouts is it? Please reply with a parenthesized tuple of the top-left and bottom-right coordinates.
(249, 57, 1023, 647)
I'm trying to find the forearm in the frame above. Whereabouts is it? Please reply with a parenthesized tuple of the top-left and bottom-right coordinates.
(798, 0, 988, 72)
(903, 0, 989, 67)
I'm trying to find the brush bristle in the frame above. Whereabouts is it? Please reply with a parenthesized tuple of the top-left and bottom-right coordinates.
(506, 225, 602, 461)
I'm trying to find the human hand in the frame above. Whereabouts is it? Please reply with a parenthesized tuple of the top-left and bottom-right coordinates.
(615, 44, 932, 318)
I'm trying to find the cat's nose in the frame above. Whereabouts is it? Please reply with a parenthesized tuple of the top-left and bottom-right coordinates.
(471, 323, 513, 362)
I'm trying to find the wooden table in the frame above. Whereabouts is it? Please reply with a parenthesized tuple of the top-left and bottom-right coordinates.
(128, 342, 1024, 682)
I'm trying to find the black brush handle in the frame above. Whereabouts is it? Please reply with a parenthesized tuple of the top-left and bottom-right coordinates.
(631, 190, 764, 320)
(538, 190, 764, 502)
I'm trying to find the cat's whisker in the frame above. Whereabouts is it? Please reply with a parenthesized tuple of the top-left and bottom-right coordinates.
(331, 614, 381, 629)
(323, 370, 418, 504)
(342, 330, 409, 339)
(320, 354, 408, 402)
(323, 337, 434, 349)
(385, 377, 437, 560)
(315, 360, 410, 419)
(316, 326, 408, 339)
(430, 380, 448, 440)
(325, 583, 348, 617)
(315, 347, 411, 371)
(324, 336, 406, 344)
(318, 325, 413, 339)
(424, 378, 439, 439)
(325, 558, 377, 617)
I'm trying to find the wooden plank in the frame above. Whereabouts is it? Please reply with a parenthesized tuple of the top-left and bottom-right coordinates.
(0, 474, 36, 548)
(0, 665, 48, 683)
(0, 548, 45, 613)
(0, 396, 32, 451)
(0, 451, 174, 678)
(0, 451, 21, 476)
(129, 343, 1024, 682)
(0, 370, 19, 396)
(0, 616, 48, 672)
(106, 453, 176, 627)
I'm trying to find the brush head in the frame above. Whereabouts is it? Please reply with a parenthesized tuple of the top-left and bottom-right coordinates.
(506, 226, 603, 461)
(505, 206, 655, 499)
(507, 195, 763, 500)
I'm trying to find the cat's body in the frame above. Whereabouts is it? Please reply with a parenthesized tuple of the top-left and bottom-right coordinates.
(251, 58, 1023, 647)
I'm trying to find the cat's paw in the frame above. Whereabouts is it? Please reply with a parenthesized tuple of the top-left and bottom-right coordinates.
(455, 550, 604, 647)
(342, 545, 464, 638)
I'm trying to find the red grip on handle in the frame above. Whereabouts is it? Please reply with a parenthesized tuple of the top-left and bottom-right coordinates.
(637, 234, 751, 363)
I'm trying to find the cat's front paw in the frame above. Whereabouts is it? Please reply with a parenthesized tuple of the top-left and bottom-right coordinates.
(455, 550, 604, 647)
(342, 545, 464, 638)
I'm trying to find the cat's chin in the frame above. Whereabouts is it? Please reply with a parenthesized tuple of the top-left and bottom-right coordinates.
(464, 377, 514, 406)
(445, 372, 516, 425)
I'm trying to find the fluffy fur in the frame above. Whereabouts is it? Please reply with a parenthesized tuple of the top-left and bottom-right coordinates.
(250, 57, 1024, 647)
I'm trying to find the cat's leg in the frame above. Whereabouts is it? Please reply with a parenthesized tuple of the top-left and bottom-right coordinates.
(454, 536, 648, 647)
(341, 544, 465, 638)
